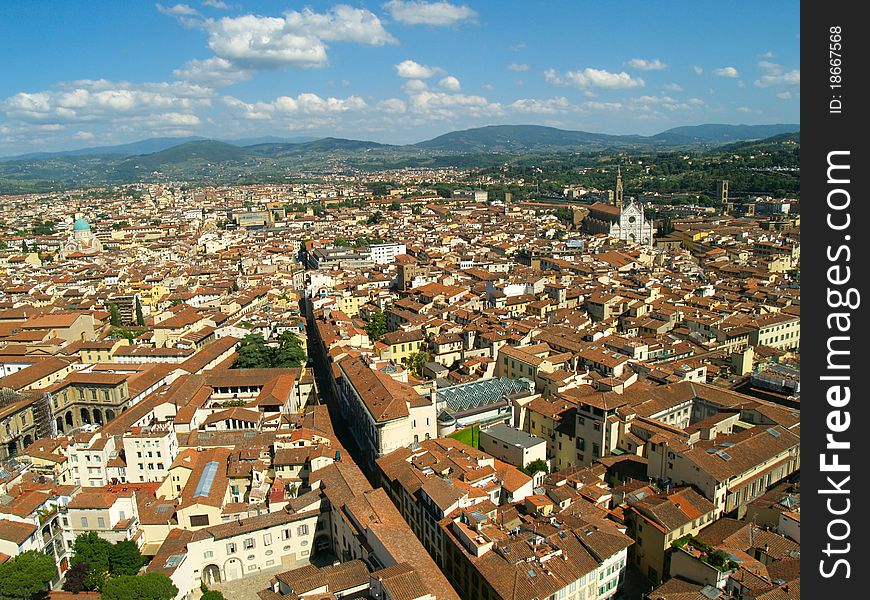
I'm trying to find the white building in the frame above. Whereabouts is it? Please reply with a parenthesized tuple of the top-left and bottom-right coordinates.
(368, 242, 407, 265)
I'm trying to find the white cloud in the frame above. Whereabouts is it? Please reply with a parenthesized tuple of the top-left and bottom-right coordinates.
(544, 68, 644, 90)
(202, 0, 231, 8)
(757, 51, 776, 59)
(283, 5, 396, 45)
(396, 60, 441, 79)
(712, 66, 739, 78)
(195, 6, 394, 71)
(507, 63, 529, 72)
(627, 58, 667, 71)
(693, 65, 704, 75)
(73, 131, 95, 140)
(173, 57, 251, 86)
(402, 79, 429, 93)
(383, 0, 478, 26)
(222, 92, 367, 120)
(206, 15, 328, 68)
(509, 97, 573, 114)
(777, 91, 793, 99)
(376, 98, 407, 113)
(736, 106, 754, 113)
(738, 80, 745, 88)
(662, 83, 683, 92)
(439, 76, 461, 91)
(157, 3, 200, 17)
(1, 79, 212, 125)
(156, 3, 204, 28)
(754, 61, 800, 87)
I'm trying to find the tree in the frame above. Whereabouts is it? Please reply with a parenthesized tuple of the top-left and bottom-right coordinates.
(402, 350, 431, 377)
(364, 310, 387, 341)
(71, 532, 112, 575)
(389, 200, 402, 211)
(522, 459, 549, 476)
(0, 550, 57, 600)
(275, 332, 306, 368)
(232, 334, 275, 369)
(62, 562, 93, 593)
(111, 540, 145, 576)
(366, 211, 383, 225)
(201, 592, 227, 600)
(134, 297, 145, 327)
(108, 304, 122, 327)
(101, 574, 178, 600)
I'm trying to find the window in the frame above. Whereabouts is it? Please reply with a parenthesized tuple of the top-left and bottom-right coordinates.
(97, 517, 105, 528)
(226, 542, 237, 554)
(282, 529, 291, 540)
(190, 515, 210, 527)
(203, 551, 214, 559)
(81, 517, 88, 528)
(263, 533, 272, 546)
(244, 538, 255, 550)
(297, 524, 309, 536)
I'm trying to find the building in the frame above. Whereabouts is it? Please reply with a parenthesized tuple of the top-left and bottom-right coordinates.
(582, 168, 655, 245)
(478, 424, 546, 469)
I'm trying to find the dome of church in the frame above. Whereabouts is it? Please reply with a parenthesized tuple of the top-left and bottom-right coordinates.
(72, 218, 91, 231)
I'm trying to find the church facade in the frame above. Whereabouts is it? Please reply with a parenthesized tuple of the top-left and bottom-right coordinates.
(582, 167, 655, 245)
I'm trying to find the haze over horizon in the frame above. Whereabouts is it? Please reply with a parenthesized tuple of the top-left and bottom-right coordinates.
(1, 0, 800, 154)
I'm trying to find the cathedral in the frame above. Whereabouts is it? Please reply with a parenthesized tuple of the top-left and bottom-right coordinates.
(582, 167, 655, 245)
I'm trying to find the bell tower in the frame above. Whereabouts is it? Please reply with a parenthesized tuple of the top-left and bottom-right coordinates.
(615, 165, 624, 211)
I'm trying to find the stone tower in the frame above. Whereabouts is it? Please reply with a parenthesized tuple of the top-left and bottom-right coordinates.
(615, 166, 624, 210)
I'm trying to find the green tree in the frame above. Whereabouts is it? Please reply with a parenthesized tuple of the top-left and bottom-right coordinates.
(201, 592, 227, 600)
(108, 304, 122, 326)
(232, 334, 275, 369)
(389, 200, 402, 211)
(71, 532, 112, 575)
(0, 550, 58, 600)
(101, 574, 178, 600)
(366, 211, 383, 225)
(111, 540, 145, 576)
(402, 350, 431, 377)
(275, 332, 306, 368)
(364, 310, 387, 341)
(134, 297, 145, 327)
(522, 459, 549, 476)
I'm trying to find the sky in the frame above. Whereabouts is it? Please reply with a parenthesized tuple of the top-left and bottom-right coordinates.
(0, 1, 800, 154)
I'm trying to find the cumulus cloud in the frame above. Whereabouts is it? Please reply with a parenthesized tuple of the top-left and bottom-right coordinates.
(544, 68, 644, 90)
(395, 60, 441, 79)
(1, 79, 212, 125)
(383, 0, 478, 26)
(627, 58, 667, 71)
(173, 57, 251, 86)
(693, 65, 704, 75)
(507, 63, 529, 72)
(754, 61, 800, 87)
(202, 0, 231, 8)
(376, 98, 407, 113)
(712, 66, 740, 78)
(662, 83, 683, 92)
(439, 76, 461, 91)
(166, 5, 395, 75)
(222, 92, 367, 121)
(509, 97, 573, 114)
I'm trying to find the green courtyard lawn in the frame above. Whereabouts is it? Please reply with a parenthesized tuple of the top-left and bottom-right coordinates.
(448, 424, 480, 449)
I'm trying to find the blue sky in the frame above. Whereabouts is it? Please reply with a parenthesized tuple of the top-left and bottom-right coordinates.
(0, 1, 800, 153)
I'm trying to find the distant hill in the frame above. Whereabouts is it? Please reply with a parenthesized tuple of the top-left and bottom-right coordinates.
(414, 125, 648, 152)
(0, 136, 210, 162)
(652, 123, 800, 144)
(116, 140, 256, 172)
(247, 137, 394, 158)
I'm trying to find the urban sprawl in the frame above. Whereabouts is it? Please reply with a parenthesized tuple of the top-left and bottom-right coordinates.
(0, 168, 800, 600)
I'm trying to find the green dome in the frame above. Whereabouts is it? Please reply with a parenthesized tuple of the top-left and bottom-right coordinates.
(72, 218, 91, 231)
